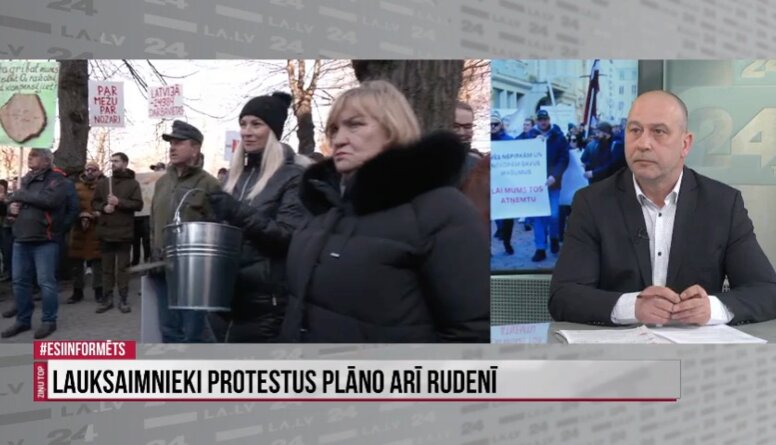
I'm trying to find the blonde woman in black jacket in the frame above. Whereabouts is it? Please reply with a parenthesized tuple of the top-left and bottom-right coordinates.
(209, 92, 309, 343)
(281, 81, 489, 343)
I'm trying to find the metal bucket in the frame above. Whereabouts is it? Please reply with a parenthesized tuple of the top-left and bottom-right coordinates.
(163, 221, 242, 311)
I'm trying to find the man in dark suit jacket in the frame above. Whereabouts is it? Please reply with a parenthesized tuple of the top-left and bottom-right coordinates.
(550, 90, 776, 326)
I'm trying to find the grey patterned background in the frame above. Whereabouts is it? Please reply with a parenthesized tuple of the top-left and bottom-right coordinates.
(3, 0, 776, 443)
(1, 0, 775, 59)
(3, 344, 776, 444)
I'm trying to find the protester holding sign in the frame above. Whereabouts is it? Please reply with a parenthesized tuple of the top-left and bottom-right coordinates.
(206, 92, 309, 343)
(281, 81, 489, 343)
(92, 153, 143, 314)
(529, 110, 569, 262)
(491, 113, 516, 255)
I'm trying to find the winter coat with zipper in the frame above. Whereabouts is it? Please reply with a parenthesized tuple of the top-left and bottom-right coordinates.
(11, 167, 68, 243)
(217, 145, 308, 343)
(92, 168, 143, 243)
(150, 155, 221, 256)
(280, 132, 490, 343)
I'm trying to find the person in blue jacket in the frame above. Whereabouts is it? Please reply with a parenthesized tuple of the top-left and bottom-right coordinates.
(530, 109, 569, 262)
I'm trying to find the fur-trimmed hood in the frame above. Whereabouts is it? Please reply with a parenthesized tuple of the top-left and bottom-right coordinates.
(300, 131, 467, 215)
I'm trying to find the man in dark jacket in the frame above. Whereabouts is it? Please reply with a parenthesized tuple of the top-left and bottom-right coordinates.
(582, 121, 626, 183)
(151, 120, 221, 343)
(452, 101, 482, 188)
(490, 113, 513, 141)
(1, 149, 68, 339)
(516, 118, 540, 140)
(530, 109, 569, 262)
(92, 152, 143, 314)
(53, 165, 79, 281)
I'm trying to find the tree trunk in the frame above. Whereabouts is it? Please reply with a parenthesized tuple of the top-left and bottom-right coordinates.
(351, 60, 464, 133)
(295, 96, 315, 155)
(286, 59, 322, 155)
(54, 60, 89, 176)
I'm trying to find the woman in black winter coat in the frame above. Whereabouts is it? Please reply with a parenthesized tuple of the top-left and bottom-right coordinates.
(209, 92, 309, 342)
(281, 80, 490, 343)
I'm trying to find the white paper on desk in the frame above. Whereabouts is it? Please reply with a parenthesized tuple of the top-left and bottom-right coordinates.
(556, 326, 672, 344)
(651, 325, 767, 344)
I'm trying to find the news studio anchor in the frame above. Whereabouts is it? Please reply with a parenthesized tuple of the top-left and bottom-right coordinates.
(281, 80, 489, 343)
(550, 90, 776, 327)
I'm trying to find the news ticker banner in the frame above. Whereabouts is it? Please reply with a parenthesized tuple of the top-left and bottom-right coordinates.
(1, 1, 776, 59)
(31, 341, 679, 402)
(5, 343, 776, 445)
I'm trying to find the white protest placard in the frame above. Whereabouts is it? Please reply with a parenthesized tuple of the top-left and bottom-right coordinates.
(491, 138, 551, 220)
(148, 84, 184, 118)
(223, 130, 240, 162)
(88, 80, 125, 127)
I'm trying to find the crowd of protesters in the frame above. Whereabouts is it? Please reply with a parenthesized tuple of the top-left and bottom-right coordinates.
(0, 150, 152, 339)
(491, 110, 627, 262)
(1, 87, 490, 343)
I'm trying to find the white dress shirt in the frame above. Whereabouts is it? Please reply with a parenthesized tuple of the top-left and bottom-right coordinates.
(610, 172, 734, 325)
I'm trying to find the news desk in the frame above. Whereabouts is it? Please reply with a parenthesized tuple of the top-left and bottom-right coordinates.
(491, 320, 776, 344)
(549, 320, 776, 344)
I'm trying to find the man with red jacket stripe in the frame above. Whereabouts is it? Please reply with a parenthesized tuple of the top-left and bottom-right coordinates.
(1, 149, 68, 339)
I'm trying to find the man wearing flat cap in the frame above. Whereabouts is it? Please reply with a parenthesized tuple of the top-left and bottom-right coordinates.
(150, 120, 221, 343)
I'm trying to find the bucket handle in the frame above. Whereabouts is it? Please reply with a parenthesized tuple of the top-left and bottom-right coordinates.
(173, 188, 205, 226)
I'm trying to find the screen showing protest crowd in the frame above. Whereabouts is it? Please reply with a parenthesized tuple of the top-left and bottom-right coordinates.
(0, 59, 492, 345)
(490, 59, 638, 273)
(491, 59, 776, 342)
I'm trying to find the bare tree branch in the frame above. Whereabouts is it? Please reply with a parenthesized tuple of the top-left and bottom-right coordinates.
(122, 59, 148, 93)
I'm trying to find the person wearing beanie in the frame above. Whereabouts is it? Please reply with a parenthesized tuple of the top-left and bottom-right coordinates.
(207, 91, 309, 343)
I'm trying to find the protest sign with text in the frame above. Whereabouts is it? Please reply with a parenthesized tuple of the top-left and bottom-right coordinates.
(491, 138, 551, 220)
(89, 81, 125, 127)
(0, 61, 59, 148)
(148, 84, 184, 119)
